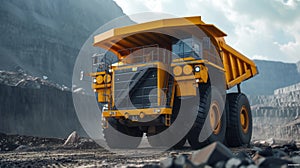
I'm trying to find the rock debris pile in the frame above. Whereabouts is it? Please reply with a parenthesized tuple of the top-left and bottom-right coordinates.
(251, 83, 300, 117)
(0, 132, 299, 167)
(0, 132, 100, 152)
(0, 70, 69, 91)
(158, 142, 300, 168)
(250, 82, 300, 140)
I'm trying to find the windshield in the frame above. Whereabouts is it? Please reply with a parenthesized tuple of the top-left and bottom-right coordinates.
(172, 37, 203, 59)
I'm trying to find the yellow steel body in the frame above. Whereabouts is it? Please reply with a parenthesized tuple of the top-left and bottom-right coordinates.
(91, 16, 258, 120)
(103, 107, 172, 118)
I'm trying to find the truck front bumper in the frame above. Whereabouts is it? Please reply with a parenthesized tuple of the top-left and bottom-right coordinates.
(102, 107, 172, 120)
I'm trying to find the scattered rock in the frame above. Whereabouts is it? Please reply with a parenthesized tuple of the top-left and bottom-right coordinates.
(15, 145, 28, 151)
(0, 71, 70, 91)
(0, 132, 299, 167)
(75, 138, 101, 149)
(160, 158, 173, 168)
(258, 146, 273, 157)
(282, 141, 298, 152)
(273, 149, 288, 158)
(154, 140, 300, 168)
(252, 153, 265, 165)
(236, 151, 252, 160)
(236, 151, 254, 165)
(253, 138, 275, 146)
(266, 138, 276, 146)
(214, 161, 226, 168)
(252, 146, 263, 152)
(258, 157, 292, 168)
(225, 158, 242, 168)
(191, 142, 233, 166)
(292, 156, 300, 164)
(174, 155, 187, 167)
(63, 131, 79, 146)
(246, 164, 258, 168)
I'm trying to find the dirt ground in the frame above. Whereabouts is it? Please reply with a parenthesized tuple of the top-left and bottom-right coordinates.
(0, 148, 166, 167)
(0, 146, 256, 167)
(0, 133, 298, 167)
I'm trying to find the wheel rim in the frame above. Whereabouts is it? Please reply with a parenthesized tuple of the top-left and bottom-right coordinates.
(209, 101, 222, 135)
(240, 106, 249, 134)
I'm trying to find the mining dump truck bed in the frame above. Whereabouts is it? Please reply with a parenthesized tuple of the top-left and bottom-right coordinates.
(93, 16, 258, 89)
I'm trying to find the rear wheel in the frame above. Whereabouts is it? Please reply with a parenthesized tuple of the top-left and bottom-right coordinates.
(103, 118, 143, 149)
(225, 93, 252, 147)
(187, 85, 226, 149)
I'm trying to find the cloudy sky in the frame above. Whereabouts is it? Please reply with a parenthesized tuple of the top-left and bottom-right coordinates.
(114, 0, 300, 63)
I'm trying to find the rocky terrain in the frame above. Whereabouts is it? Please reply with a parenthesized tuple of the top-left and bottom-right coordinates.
(1, 0, 300, 167)
(0, 70, 86, 138)
(250, 82, 300, 141)
(0, 132, 299, 167)
(0, 69, 69, 90)
(0, 0, 129, 87)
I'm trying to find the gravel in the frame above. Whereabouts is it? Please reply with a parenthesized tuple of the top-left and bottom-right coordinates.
(0, 132, 299, 167)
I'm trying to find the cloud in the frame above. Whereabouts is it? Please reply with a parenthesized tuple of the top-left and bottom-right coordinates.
(114, 0, 300, 63)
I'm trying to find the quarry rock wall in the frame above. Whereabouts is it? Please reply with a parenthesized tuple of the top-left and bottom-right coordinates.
(250, 82, 300, 140)
(0, 83, 86, 138)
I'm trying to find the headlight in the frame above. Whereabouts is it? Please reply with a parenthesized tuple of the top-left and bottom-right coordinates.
(173, 66, 182, 76)
(93, 78, 97, 83)
(104, 74, 111, 83)
(183, 65, 193, 75)
(195, 66, 201, 72)
(96, 75, 104, 84)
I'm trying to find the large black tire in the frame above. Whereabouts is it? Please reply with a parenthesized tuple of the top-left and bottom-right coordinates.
(172, 137, 187, 149)
(147, 133, 186, 149)
(225, 93, 252, 147)
(147, 126, 166, 148)
(147, 97, 187, 149)
(103, 118, 143, 149)
(187, 85, 227, 149)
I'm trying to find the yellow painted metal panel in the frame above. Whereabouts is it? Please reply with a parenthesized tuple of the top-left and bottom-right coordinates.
(229, 53, 237, 79)
(92, 84, 111, 89)
(237, 59, 243, 75)
(93, 16, 258, 90)
(176, 80, 197, 96)
(98, 89, 111, 103)
(222, 52, 231, 83)
(103, 108, 172, 117)
(227, 70, 251, 88)
(200, 24, 227, 37)
(90, 71, 106, 77)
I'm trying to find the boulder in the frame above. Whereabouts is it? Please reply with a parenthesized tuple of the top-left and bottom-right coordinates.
(292, 156, 300, 164)
(63, 131, 79, 146)
(160, 157, 174, 168)
(258, 157, 292, 168)
(258, 146, 273, 157)
(15, 145, 28, 151)
(225, 158, 242, 168)
(191, 142, 233, 166)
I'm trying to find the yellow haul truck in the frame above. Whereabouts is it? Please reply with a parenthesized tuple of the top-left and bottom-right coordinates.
(91, 16, 258, 149)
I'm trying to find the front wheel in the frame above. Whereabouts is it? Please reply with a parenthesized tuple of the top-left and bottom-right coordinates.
(187, 85, 227, 149)
(103, 118, 143, 149)
(225, 93, 252, 147)
(146, 127, 187, 149)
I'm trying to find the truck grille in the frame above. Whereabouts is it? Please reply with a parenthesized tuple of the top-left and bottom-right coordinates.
(113, 66, 159, 109)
